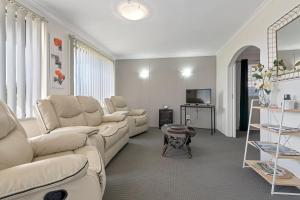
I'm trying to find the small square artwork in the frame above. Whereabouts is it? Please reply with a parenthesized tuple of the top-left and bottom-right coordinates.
(50, 35, 65, 89)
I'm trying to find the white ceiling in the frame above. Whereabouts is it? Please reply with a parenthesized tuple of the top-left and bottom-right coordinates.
(31, 0, 265, 59)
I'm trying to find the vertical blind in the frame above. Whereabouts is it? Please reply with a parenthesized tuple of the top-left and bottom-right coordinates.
(73, 39, 115, 103)
(0, 0, 47, 118)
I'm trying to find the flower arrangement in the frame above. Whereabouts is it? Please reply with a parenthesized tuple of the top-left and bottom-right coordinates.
(273, 59, 287, 76)
(252, 63, 273, 106)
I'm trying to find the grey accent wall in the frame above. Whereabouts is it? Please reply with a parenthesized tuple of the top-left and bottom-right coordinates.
(115, 56, 216, 128)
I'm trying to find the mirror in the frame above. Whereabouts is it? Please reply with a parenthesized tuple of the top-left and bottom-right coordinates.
(268, 4, 300, 81)
(277, 16, 300, 77)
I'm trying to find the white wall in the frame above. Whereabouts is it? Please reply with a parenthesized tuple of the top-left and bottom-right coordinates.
(261, 79, 300, 178)
(216, 0, 300, 136)
(115, 56, 216, 128)
(216, 0, 300, 178)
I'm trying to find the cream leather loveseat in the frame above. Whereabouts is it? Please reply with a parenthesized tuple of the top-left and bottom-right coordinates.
(35, 95, 129, 165)
(105, 96, 148, 137)
(0, 101, 106, 200)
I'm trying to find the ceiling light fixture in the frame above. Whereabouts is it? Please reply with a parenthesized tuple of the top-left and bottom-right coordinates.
(118, 0, 149, 21)
(181, 68, 192, 78)
(139, 69, 149, 79)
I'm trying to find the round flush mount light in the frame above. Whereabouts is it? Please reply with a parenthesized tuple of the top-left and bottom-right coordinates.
(181, 68, 192, 78)
(118, 0, 149, 21)
(139, 69, 149, 79)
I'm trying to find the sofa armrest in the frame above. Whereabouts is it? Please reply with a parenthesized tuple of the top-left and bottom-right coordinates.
(50, 126, 99, 136)
(0, 155, 88, 199)
(102, 114, 126, 122)
(29, 131, 87, 157)
(74, 146, 103, 174)
(128, 109, 146, 116)
(112, 111, 129, 116)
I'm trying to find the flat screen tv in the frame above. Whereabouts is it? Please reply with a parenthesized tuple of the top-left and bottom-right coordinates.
(186, 89, 211, 104)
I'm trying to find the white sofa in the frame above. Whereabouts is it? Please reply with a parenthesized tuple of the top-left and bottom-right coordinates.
(0, 101, 106, 200)
(35, 95, 129, 165)
(105, 96, 148, 137)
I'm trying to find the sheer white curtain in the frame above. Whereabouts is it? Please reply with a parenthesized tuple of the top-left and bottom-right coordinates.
(6, 3, 17, 112)
(16, 8, 26, 117)
(73, 40, 115, 103)
(0, 1, 47, 118)
(0, 0, 5, 101)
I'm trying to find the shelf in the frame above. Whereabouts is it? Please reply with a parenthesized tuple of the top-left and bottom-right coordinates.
(252, 106, 300, 113)
(248, 141, 300, 160)
(250, 123, 300, 135)
(245, 160, 300, 187)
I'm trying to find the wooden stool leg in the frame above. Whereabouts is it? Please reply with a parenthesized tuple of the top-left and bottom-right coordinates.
(186, 136, 192, 158)
(162, 134, 168, 157)
(162, 145, 168, 157)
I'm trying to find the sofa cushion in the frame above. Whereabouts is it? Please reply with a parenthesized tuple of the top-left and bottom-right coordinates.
(128, 109, 146, 116)
(134, 115, 148, 126)
(0, 102, 33, 170)
(102, 114, 126, 122)
(77, 96, 103, 126)
(0, 103, 16, 139)
(49, 95, 87, 127)
(111, 96, 129, 111)
(97, 121, 128, 150)
(35, 100, 60, 131)
(104, 98, 115, 113)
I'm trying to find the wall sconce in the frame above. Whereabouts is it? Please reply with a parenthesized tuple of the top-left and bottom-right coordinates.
(181, 68, 192, 78)
(139, 69, 149, 79)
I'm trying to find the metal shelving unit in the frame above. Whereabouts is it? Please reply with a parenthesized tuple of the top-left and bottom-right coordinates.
(243, 99, 300, 196)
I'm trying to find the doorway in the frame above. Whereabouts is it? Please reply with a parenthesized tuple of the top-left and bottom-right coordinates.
(227, 46, 260, 138)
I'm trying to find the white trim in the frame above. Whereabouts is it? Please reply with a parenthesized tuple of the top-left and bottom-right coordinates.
(16, 0, 115, 61)
(216, 0, 272, 55)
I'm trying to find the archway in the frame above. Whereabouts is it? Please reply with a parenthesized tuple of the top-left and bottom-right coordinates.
(227, 45, 260, 138)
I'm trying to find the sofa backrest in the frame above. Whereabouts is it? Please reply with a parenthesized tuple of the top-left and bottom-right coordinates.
(104, 98, 115, 114)
(77, 96, 104, 126)
(49, 95, 87, 127)
(36, 95, 105, 132)
(110, 96, 129, 112)
(0, 101, 33, 170)
(35, 99, 60, 132)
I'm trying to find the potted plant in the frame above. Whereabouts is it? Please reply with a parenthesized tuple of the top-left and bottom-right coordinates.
(273, 59, 286, 76)
(252, 63, 273, 106)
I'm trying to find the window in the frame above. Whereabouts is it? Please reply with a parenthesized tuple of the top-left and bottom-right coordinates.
(72, 39, 115, 103)
(0, 1, 47, 118)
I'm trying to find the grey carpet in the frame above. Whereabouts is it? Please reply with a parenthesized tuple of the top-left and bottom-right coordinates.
(103, 128, 299, 200)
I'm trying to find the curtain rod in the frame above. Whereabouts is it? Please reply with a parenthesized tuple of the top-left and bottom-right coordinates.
(9, 0, 48, 22)
(70, 35, 114, 62)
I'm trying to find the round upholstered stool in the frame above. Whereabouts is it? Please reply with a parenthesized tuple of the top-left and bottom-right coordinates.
(161, 124, 196, 158)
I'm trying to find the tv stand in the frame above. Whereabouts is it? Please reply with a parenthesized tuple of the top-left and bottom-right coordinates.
(180, 104, 215, 135)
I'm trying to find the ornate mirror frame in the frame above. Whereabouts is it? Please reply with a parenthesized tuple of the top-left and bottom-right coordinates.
(268, 4, 300, 81)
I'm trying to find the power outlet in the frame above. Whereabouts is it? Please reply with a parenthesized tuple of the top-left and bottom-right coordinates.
(186, 115, 191, 120)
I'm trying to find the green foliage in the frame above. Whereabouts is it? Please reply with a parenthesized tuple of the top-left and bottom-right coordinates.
(252, 73, 263, 79)
(273, 59, 286, 70)
(295, 61, 300, 67)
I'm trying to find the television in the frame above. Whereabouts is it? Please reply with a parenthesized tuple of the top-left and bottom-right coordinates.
(186, 89, 211, 104)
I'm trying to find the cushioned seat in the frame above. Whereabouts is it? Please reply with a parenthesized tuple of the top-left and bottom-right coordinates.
(105, 96, 149, 137)
(98, 120, 128, 150)
(134, 115, 148, 126)
(0, 101, 105, 200)
(35, 95, 129, 166)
